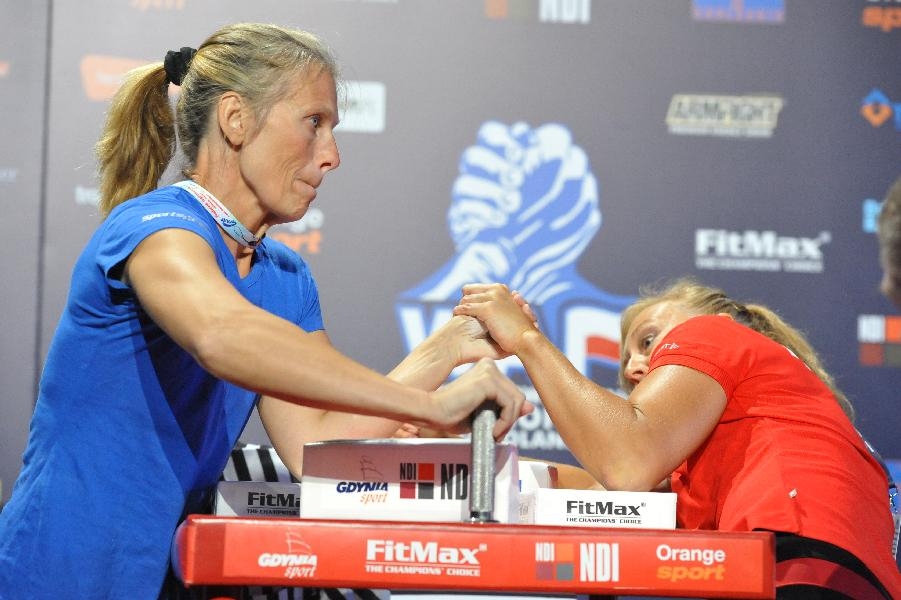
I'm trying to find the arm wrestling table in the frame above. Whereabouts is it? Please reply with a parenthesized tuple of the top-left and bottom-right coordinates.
(174, 404, 775, 598)
(172, 515, 774, 598)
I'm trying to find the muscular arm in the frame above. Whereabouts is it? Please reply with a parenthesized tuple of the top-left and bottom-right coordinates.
(125, 230, 526, 432)
(455, 284, 725, 491)
(512, 330, 724, 491)
(259, 313, 510, 475)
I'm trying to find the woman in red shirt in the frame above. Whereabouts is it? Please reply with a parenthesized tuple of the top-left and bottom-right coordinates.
(455, 279, 901, 599)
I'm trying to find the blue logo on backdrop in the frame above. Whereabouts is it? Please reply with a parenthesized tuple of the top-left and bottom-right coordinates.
(863, 198, 883, 233)
(861, 89, 901, 131)
(396, 121, 633, 392)
(396, 122, 633, 458)
(692, 0, 784, 23)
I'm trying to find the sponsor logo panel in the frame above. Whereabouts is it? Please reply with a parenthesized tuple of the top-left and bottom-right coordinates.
(654, 543, 728, 584)
(364, 538, 486, 577)
(338, 81, 386, 133)
(268, 207, 325, 255)
(863, 197, 883, 233)
(130, 0, 186, 9)
(694, 228, 831, 273)
(80, 55, 149, 101)
(333, 455, 389, 505)
(861, 88, 901, 131)
(255, 532, 319, 580)
(666, 94, 784, 138)
(0, 167, 18, 184)
(245, 490, 301, 517)
(862, 1, 901, 32)
(485, 0, 591, 24)
(858, 314, 901, 367)
(399, 462, 469, 500)
(692, 0, 784, 23)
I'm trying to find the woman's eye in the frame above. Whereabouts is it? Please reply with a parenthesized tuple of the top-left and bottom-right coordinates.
(640, 334, 654, 350)
(310, 115, 321, 128)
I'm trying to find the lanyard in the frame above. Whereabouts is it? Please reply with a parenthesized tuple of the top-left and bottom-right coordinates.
(174, 180, 261, 248)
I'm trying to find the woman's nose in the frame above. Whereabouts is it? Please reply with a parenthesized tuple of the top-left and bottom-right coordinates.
(320, 134, 340, 173)
(624, 355, 648, 387)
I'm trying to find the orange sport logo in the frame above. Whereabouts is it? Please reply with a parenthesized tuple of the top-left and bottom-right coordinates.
(655, 543, 727, 583)
(862, 6, 901, 32)
(80, 55, 149, 101)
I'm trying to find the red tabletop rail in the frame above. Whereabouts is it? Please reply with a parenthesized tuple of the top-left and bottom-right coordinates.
(173, 515, 774, 598)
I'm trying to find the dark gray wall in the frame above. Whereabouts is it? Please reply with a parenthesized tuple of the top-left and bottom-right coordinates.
(0, 1, 48, 505)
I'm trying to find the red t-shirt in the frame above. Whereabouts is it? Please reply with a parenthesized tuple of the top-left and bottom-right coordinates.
(650, 315, 901, 594)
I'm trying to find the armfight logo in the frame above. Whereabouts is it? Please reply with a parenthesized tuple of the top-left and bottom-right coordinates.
(666, 94, 784, 138)
(534, 541, 728, 585)
(695, 228, 831, 273)
(858, 314, 901, 367)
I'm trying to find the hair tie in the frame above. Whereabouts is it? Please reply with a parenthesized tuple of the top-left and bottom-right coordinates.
(163, 46, 197, 86)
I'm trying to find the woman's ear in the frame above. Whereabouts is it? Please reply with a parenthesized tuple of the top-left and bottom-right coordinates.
(217, 92, 247, 147)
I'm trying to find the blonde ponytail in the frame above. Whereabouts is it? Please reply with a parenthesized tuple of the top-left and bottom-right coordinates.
(95, 63, 175, 217)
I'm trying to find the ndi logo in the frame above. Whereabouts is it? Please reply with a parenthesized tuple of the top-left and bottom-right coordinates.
(486, 0, 590, 24)
(399, 462, 469, 499)
(534, 541, 620, 582)
(858, 314, 901, 367)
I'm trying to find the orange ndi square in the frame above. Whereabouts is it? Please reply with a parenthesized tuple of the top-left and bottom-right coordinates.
(555, 543, 575, 561)
(885, 316, 901, 343)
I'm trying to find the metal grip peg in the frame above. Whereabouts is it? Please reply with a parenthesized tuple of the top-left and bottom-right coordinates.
(469, 400, 498, 523)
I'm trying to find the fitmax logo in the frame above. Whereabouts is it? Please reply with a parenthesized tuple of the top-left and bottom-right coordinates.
(366, 539, 482, 564)
(695, 229, 830, 273)
(566, 500, 642, 516)
(247, 491, 300, 508)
